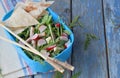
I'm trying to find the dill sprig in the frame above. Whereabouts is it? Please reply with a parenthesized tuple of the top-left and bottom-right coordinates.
(69, 16, 83, 29)
(54, 71, 63, 78)
(84, 33, 98, 50)
(72, 71, 81, 78)
(54, 70, 81, 78)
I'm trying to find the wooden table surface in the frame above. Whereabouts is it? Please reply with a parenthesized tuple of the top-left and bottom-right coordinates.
(21, 0, 120, 78)
(1, 0, 120, 78)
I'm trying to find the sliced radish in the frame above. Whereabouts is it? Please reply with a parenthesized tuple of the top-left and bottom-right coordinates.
(64, 39, 71, 48)
(39, 32, 46, 37)
(31, 34, 40, 41)
(60, 36, 68, 41)
(46, 45, 56, 51)
(61, 33, 68, 37)
(37, 39, 46, 46)
(55, 23, 60, 28)
(46, 37, 52, 43)
(39, 25, 47, 33)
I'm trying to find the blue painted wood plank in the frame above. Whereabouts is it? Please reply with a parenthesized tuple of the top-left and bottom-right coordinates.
(72, 0, 108, 78)
(103, 0, 120, 78)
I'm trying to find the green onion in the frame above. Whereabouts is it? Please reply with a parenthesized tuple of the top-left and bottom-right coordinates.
(48, 24, 55, 43)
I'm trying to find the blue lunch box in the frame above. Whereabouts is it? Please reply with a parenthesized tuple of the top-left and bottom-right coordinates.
(2, 8, 74, 73)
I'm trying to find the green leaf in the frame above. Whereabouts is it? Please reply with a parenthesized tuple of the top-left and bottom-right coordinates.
(84, 33, 98, 50)
(69, 16, 80, 28)
(46, 15, 52, 24)
(72, 71, 81, 78)
(48, 24, 55, 43)
(64, 30, 71, 35)
(17, 27, 30, 40)
(54, 71, 63, 78)
(42, 14, 49, 24)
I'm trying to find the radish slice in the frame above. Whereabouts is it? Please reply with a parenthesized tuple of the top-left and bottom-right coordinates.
(46, 45, 56, 51)
(60, 36, 68, 41)
(46, 37, 52, 43)
(37, 39, 46, 46)
(65, 39, 71, 48)
(61, 33, 68, 37)
(39, 25, 47, 33)
(31, 34, 40, 41)
(39, 32, 46, 37)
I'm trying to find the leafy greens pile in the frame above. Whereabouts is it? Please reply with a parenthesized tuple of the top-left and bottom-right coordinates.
(17, 14, 71, 63)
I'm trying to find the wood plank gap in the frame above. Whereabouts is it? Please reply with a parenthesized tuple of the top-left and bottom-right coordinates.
(101, 0, 110, 78)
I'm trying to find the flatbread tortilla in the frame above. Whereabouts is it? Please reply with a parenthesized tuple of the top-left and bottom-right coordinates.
(15, 1, 54, 18)
(4, 7, 39, 27)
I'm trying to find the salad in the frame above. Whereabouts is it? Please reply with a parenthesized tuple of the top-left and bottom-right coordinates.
(17, 13, 71, 63)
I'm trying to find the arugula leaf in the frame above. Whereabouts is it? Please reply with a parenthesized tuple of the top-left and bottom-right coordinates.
(18, 27, 30, 40)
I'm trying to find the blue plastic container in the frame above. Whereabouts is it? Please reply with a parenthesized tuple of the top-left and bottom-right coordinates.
(2, 8, 74, 73)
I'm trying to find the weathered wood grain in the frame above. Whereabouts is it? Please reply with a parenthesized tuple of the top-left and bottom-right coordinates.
(103, 0, 120, 78)
(72, 0, 108, 78)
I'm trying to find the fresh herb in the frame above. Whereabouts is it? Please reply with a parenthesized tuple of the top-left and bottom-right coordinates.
(48, 24, 55, 42)
(54, 70, 81, 78)
(72, 71, 81, 78)
(64, 30, 71, 35)
(69, 16, 83, 29)
(54, 71, 63, 78)
(84, 33, 98, 50)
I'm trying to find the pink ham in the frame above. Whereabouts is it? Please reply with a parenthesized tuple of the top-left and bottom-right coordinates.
(39, 25, 47, 33)
(37, 39, 46, 46)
